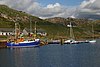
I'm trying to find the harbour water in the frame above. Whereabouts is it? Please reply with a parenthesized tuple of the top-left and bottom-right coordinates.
(0, 39, 100, 67)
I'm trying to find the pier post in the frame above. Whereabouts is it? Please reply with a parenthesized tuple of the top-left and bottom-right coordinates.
(60, 38, 63, 45)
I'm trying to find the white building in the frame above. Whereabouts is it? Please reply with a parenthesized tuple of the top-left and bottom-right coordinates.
(0, 28, 14, 36)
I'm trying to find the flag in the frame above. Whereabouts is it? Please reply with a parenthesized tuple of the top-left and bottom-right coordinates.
(67, 24, 72, 27)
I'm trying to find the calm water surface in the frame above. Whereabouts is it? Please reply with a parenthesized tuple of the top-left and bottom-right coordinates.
(0, 39, 100, 67)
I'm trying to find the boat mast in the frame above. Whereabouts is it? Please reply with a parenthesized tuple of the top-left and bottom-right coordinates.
(15, 22, 17, 39)
(34, 21, 37, 38)
(69, 22, 74, 40)
(70, 22, 72, 39)
(90, 19, 95, 40)
(15, 15, 20, 39)
(15, 22, 20, 39)
(92, 23, 94, 40)
(30, 18, 32, 34)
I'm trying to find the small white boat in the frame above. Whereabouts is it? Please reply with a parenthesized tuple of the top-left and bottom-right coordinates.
(89, 21, 96, 44)
(64, 39, 79, 44)
(89, 40, 96, 43)
(48, 40, 60, 44)
(64, 22, 83, 44)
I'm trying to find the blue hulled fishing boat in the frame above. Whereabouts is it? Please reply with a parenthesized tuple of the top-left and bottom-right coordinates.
(7, 39, 40, 47)
(7, 21, 40, 48)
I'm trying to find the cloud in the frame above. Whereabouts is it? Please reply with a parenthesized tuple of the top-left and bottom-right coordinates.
(0, 0, 76, 19)
(0, 0, 37, 11)
(37, 3, 76, 18)
(74, 0, 100, 19)
(47, 3, 60, 8)
(1, 0, 99, 19)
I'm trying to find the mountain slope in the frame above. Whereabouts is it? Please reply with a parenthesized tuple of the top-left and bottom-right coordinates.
(0, 5, 100, 39)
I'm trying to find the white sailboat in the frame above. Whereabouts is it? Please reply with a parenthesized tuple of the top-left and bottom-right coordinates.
(89, 23, 96, 43)
(64, 22, 90, 44)
(64, 22, 78, 44)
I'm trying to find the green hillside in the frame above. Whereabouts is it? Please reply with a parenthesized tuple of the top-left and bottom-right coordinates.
(0, 5, 100, 40)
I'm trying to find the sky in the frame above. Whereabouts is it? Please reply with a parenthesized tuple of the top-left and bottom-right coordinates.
(37, 0, 84, 6)
(0, 0, 100, 19)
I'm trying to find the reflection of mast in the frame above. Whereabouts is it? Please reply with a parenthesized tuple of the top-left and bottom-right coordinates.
(14, 49, 23, 67)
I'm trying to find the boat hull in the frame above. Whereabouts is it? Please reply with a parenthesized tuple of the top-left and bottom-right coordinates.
(7, 40, 40, 48)
(89, 40, 96, 43)
(48, 42, 60, 44)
